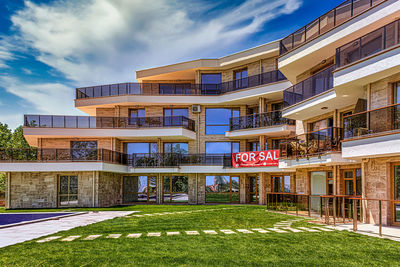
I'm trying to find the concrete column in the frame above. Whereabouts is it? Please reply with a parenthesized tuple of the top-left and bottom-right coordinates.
(188, 174, 197, 204)
(259, 172, 266, 205)
(240, 174, 248, 204)
(157, 138, 162, 153)
(259, 135, 266, 150)
(197, 174, 205, 204)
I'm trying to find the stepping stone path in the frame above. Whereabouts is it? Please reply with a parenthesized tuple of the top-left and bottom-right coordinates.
(203, 230, 218, 235)
(236, 229, 253, 234)
(36, 219, 335, 243)
(127, 233, 142, 238)
(220, 229, 236, 234)
(107, 234, 121, 239)
(84, 235, 102, 240)
(61, 235, 81, 242)
(147, 232, 161, 237)
(131, 208, 235, 217)
(186, 231, 199, 235)
(167, 232, 180, 236)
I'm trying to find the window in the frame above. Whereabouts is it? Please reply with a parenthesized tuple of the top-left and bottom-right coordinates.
(271, 139, 281, 150)
(206, 108, 240, 134)
(249, 176, 259, 203)
(309, 117, 333, 131)
(164, 143, 188, 154)
(327, 171, 334, 195)
(342, 168, 362, 196)
(249, 141, 260, 151)
(164, 108, 189, 127)
(122, 176, 149, 203)
(59, 175, 78, 206)
(234, 68, 248, 89)
(125, 142, 157, 154)
(271, 102, 284, 111)
(272, 175, 291, 193)
(163, 176, 188, 202)
(394, 82, 400, 104)
(205, 142, 239, 154)
(205, 176, 239, 203)
(129, 109, 145, 125)
(70, 141, 97, 160)
(393, 165, 400, 222)
(201, 73, 221, 95)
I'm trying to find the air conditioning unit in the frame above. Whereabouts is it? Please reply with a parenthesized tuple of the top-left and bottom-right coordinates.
(192, 105, 201, 113)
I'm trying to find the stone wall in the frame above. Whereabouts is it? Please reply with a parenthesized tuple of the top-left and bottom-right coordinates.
(98, 172, 122, 207)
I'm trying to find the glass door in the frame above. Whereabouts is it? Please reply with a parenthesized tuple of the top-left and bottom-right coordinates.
(393, 164, 400, 225)
(122, 176, 157, 203)
(310, 171, 327, 212)
(249, 176, 259, 203)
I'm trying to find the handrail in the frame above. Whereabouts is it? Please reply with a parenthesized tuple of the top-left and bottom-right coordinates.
(343, 103, 400, 139)
(336, 18, 400, 68)
(24, 115, 195, 131)
(229, 110, 295, 131)
(283, 65, 335, 107)
(280, 0, 388, 55)
(75, 70, 286, 99)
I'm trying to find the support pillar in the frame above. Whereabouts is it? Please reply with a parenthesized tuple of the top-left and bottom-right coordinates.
(5, 172, 10, 209)
(156, 174, 163, 204)
(239, 174, 248, 204)
(259, 172, 266, 205)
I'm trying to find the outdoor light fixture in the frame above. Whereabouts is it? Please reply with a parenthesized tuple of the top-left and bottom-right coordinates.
(321, 107, 328, 110)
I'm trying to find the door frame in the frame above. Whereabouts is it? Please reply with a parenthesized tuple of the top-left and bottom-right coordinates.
(391, 162, 400, 226)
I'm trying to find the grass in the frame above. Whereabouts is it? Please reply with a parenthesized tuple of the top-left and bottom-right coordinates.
(1, 205, 400, 266)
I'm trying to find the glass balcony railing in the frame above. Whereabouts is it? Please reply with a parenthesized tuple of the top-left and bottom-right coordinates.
(0, 149, 233, 167)
(229, 111, 295, 131)
(280, 0, 387, 55)
(336, 19, 400, 68)
(24, 115, 195, 131)
(343, 103, 400, 139)
(283, 65, 334, 107)
(75, 70, 286, 99)
(280, 127, 343, 159)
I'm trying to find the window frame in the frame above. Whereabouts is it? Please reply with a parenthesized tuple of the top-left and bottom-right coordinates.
(205, 175, 240, 203)
(205, 141, 240, 154)
(163, 142, 189, 154)
(205, 108, 240, 135)
(128, 109, 146, 126)
(58, 175, 78, 207)
(163, 175, 189, 203)
(341, 168, 362, 196)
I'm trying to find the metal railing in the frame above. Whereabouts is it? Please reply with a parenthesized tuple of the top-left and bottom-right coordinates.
(343, 103, 400, 139)
(229, 111, 295, 131)
(283, 65, 334, 107)
(75, 70, 286, 99)
(0, 149, 233, 167)
(279, 0, 387, 55)
(128, 153, 232, 168)
(24, 115, 195, 131)
(336, 19, 400, 68)
(0, 148, 128, 165)
(280, 127, 343, 159)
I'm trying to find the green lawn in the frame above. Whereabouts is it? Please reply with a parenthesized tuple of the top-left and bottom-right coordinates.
(1, 205, 400, 266)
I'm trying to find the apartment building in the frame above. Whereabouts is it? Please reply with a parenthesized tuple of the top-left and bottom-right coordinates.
(1, 0, 400, 225)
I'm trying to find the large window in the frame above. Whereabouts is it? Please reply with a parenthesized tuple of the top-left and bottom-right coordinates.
(160, 83, 191, 95)
(205, 142, 239, 154)
(129, 109, 145, 125)
(206, 108, 240, 134)
(125, 142, 157, 154)
(163, 176, 188, 203)
(164, 142, 188, 154)
(272, 175, 291, 193)
(249, 176, 259, 203)
(393, 165, 400, 223)
(201, 73, 221, 95)
(59, 175, 78, 206)
(122, 176, 157, 203)
(205, 176, 239, 203)
(164, 108, 189, 127)
(70, 141, 97, 160)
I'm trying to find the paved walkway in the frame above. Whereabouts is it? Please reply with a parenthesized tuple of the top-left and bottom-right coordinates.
(328, 223, 400, 242)
(0, 211, 134, 248)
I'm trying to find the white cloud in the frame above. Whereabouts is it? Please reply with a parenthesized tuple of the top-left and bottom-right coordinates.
(0, 40, 15, 68)
(0, 0, 301, 128)
(21, 68, 32, 75)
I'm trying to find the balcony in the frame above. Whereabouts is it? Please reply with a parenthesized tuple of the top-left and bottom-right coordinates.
(335, 19, 400, 89)
(23, 115, 196, 146)
(342, 103, 400, 158)
(280, 0, 387, 56)
(75, 70, 286, 99)
(278, 127, 355, 168)
(226, 111, 295, 139)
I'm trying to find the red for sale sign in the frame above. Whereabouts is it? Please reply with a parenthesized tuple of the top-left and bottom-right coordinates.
(232, 150, 280, 168)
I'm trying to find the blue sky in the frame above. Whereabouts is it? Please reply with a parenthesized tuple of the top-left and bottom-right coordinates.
(0, 0, 343, 129)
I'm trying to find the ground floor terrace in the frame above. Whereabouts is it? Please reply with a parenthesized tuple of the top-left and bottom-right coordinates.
(1, 205, 400, 266)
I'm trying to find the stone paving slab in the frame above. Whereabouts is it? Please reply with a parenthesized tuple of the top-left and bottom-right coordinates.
(36, 236, 62, 243)
(167, 232, 180, 236)
(203, 230, 218, 235)
(0, 211, 134, 248)
(220, 229, 236, 234)
(127, 233, 142, 238)
(84, 235, 102, 240)
(252, 228, 269, 233)
(147, 232, 161, 237)
(267, 228, 287, 233)
(61, 235, 81, 242)
(236, 229, 253, 234)
(281, 227, 302, 233)
(107, 234, 121, 239)
(186, 231, 199, 235)
(297, 227, 320, 232)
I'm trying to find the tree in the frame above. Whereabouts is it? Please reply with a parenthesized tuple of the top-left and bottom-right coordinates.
(9, 126, 30, 149)
(0, 173, 5, 193)
(0, 122, 12, 148)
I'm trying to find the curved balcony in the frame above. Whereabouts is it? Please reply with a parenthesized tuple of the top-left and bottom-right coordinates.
(75, 70, 286, 99)
(226, 111, 295, 139)
(279, 0, 387, 56)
